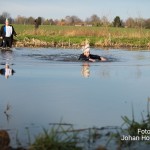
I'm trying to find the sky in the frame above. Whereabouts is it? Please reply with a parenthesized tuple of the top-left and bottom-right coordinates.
(1, 0, 150, 21)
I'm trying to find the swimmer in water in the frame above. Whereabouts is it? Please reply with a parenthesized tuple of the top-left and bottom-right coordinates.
(78, 44, 107, 62)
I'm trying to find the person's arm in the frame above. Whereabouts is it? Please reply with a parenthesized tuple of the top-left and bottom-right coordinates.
(90, 54, 107, 61)
(89, 58, 95, 62)
(11, 25, 17, 36)
(100, 56, 107, 61)
(0, 26, 4, 38)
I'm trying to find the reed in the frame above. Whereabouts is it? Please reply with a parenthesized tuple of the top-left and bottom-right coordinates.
(121, 99, 150, 137)
(115, 98, 150, 149)
(29, 123, 82, 150)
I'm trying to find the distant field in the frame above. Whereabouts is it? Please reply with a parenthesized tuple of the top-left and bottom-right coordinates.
(1, 24, 150, 48)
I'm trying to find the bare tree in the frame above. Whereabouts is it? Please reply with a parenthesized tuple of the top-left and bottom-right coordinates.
(101, 16, 110, 27)
(125, 17, 135, 28)
(85, 14, 101, 26)
(65, 15, 82, 25)
(49, 19, 55, 25)
(2, 12, 10, 19)
(0, 12, 11, 23)
(145, 19, 150, 29)
(134, 18, 145, 28)
(26, 16, 35, 24)
(15, 15, 27, 24)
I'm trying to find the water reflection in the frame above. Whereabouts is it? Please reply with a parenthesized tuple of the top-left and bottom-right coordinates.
(0, 48, 150, 148)
(0, 49, 14, 62)
(81, 62, 90, 78)
(80, 62, 110, 78)
(0, 64, 15, 79)
(4, 103, 12, 124)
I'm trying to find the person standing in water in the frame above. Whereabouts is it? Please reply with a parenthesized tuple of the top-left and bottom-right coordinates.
(0, 18, 17, 48)
(78, 44, 107, 62)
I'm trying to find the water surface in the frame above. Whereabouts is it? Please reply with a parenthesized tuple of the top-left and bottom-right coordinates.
(0, 47, 150, 147)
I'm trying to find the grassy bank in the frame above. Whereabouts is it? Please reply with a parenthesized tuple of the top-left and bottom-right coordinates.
(1, 24, 150, 49)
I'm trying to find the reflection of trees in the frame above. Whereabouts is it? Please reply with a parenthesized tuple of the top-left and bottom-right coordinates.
(0, 50, 13, 62)
(100, 65, 143, 79)
(135, 65, 142, 79)
(80, 63, 144, 79)
(81, 63, 110, 78)
(99, 67, 110, 78)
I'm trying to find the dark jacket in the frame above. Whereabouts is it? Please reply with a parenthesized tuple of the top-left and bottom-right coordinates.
(78, 53, 101, 61)
(0, 68, 15, 75)
(0, 25, 17, 39)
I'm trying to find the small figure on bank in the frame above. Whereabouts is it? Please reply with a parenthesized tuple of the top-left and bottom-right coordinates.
(0, 18, 17, 48)
(34, 19, 39, 30)
(78, 44, 107, 62)
(34, 19, 39, 35)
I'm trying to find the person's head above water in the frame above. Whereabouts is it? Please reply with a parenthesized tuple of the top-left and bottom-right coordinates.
(79, 43, 107, 62)
(82, 44, 90, 57)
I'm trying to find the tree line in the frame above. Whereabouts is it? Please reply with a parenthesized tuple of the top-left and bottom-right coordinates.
(0, 11, 150, 29)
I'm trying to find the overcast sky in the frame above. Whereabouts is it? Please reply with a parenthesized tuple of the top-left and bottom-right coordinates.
(1, 0, 149, 21)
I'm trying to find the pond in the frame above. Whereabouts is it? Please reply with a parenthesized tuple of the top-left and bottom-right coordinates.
(0, 47, 150, 148)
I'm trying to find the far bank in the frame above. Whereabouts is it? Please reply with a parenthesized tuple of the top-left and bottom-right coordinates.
(1, 24, 150, 49)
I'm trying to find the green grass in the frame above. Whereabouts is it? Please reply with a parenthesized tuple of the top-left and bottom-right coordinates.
(29, 124, 82, 150)
(1, 24, 150, 48)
